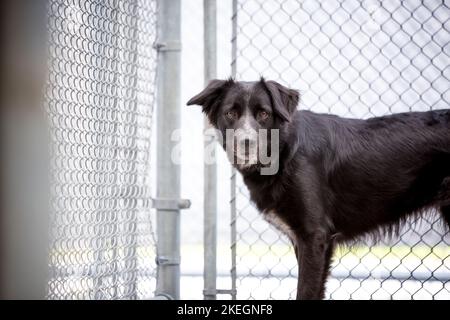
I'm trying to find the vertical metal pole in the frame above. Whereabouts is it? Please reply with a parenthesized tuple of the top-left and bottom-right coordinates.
(230, 0, 238, 301)
(203, 0, 218, 300)
(155, 0, 182, 300)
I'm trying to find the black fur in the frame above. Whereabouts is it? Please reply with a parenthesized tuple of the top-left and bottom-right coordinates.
(187, 78, 450, 300)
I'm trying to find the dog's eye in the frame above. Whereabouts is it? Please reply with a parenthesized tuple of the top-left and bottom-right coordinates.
(258, 110, 269, 120)
(225, 110, 237, 120)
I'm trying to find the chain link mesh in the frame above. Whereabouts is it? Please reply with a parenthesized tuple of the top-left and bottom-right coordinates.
(46, 0, 158, 299)
(232, 0, 450, 299)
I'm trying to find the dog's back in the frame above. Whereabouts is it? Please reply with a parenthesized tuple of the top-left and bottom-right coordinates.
(294, 109, 450, 239)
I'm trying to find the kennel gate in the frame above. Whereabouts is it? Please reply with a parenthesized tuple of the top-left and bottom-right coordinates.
(227, 0, 450, 300)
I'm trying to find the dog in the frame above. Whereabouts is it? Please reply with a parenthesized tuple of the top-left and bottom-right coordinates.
(187, 78, 450, 300)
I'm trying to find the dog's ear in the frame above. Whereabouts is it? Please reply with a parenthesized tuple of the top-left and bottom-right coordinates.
(187, 79, 234, 121)
(261, 79, 299, 122)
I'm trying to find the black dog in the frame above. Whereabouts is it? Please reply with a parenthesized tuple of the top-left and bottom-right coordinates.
(187, 78, 450, 300)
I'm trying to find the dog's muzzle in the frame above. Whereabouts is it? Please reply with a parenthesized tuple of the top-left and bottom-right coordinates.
(234, 133, 258, 165)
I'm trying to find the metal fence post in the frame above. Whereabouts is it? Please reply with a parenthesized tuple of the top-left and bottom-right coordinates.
(203, 0, 218, 300)
(155, 0, 182, 300)
(230, 0, 238, 301)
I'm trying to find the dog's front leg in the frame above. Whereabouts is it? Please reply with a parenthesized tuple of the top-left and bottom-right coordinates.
(295, 230, 332, 300)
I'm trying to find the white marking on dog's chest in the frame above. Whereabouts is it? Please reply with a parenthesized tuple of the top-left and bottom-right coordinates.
(263, 210, 296, 242)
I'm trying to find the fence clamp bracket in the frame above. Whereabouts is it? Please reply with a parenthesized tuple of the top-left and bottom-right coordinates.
(152, 198, 191, 210)
(156, 255, 180, 266)
(203, 289, 237, 296)
(153, 40, 182, 52)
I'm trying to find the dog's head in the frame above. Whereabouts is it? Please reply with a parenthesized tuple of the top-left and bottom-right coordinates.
(187, 78, 299, 173)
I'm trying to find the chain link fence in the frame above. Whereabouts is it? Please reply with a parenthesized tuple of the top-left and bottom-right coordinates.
(231, 0, 450, 299)
(46, 0, 158, 299)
